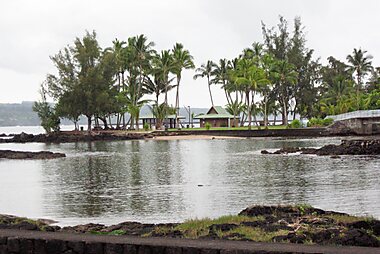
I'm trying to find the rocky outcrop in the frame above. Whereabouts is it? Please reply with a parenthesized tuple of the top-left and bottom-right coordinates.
(0, 150, 66, 160)
(261, 139, 380, 156)
(1, 205, 379, 247)
(0, 132, 151, 144)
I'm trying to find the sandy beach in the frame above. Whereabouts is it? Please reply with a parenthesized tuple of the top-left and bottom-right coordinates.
(150, 135, 245, 140)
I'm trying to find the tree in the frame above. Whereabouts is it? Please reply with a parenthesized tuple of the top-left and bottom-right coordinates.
(126, 34, 156, 129)
(46, 31, 117, 132)
(225, 101, 245, 127)
(271, 59, 298, 125)
(212, 59, 233, 105)
(33, 84, 60, 133)
(347, 48, 373, 93)
(172, 43, 195, 128)
(233, 58, 268, 129)
(194, 60, 216, 106)
(262, 17, 319, 121)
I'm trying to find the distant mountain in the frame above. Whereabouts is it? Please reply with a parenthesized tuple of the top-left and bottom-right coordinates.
(0, 102, 210, 127)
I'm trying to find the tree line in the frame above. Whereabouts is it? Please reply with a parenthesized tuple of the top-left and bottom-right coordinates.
(34, 17, 380, 132)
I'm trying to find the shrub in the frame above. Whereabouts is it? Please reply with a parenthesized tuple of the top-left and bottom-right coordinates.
(323, 118, 334, 126)
(205, 122, 211, 130)
(143, 122, 150, 131)
(288, 119, 302, 129)
(307, 117, 334, 127)
(307, 117, 323, 127)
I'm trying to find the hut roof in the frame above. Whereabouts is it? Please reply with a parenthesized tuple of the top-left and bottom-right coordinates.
(194, 106, 237, 119)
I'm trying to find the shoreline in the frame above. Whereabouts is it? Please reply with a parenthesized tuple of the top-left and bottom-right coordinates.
(1, 205, 379, 248)
(0, 127, 360, 144)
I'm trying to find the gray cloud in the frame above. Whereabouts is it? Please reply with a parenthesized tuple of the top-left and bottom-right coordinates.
(1, 0, 380, 107)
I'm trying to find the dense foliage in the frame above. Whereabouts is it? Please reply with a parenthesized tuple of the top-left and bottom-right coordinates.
(35, 17, 380, 132)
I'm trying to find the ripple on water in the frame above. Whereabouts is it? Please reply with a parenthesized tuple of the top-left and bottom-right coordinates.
(0, 137, 379, 225)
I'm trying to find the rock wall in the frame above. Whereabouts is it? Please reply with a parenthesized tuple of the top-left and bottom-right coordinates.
(328, 118, 380, 135)
(153, 128, 330, 138)
(0, 229, 378, 254)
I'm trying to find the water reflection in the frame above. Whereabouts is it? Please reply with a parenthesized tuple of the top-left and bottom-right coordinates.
(0, 137, 379, 225)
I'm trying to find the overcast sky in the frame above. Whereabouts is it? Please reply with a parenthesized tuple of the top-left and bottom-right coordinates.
(1, 0, 380, 107)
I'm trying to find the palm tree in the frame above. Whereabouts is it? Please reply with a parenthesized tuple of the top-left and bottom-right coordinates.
(151, 50, 176, 128)
(172, 43, 195, 128)
(225, 101, 244, 127)
(143, 73, 175, 105)
(347, 48, 373, 93)
(259, 54, 275, 129)
(233, 58, 268, 130)
(128, 34, 156, 102)
(193, 60, 216, 107)
(152, 50, 175, 105)
(212, 59, 233, 105)
(104, 39, 129, 128)
(271, 59, 298, 126)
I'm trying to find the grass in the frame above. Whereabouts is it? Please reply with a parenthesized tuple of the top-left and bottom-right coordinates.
(325, 214, 375, 224)
(90, 229, 126, 236)
(217, 226, 289, 242)
(174, 215, 265, 239)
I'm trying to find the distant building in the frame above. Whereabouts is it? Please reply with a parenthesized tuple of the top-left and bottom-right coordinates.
(139, 114, 186, 129)
(194, 106, 239, 128)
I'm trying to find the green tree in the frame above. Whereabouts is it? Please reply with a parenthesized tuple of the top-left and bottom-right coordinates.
(233, 58, 268, 129)
(271, 60, 298, 125)
(194, 60, 216, 107)
(47, 31, 117, 132)
(347, 48, 373, 93)
(172, 43, 195, 128)
(33, 85, 60, 133)
(212, 59, 233, 105)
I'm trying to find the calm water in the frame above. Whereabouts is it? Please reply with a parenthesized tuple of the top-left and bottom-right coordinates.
(0, 132, 379, 226)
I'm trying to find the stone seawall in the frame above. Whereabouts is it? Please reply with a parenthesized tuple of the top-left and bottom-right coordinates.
(153, 128, 330, 138)
(0, 229, 378, 254)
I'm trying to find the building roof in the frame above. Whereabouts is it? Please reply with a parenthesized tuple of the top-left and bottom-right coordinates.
(194, 106, 238, 119)
(326, 110, 380, 121)
(139, 114, 186, 120)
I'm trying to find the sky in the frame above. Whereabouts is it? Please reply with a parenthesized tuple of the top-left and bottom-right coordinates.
(1, 0, 380, 107)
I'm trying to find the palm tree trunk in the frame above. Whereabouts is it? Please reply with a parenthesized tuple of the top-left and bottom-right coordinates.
(246, 91, 251, 130)
(207, 76, 214, 106)
(251, 92, 258, 128)
(264, 95, 268, 129)
(87, 116, 92, 132)
(175, 75, 181, 128)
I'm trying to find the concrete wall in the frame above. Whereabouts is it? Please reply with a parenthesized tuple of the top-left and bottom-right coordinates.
(340, 118, 380, 135)
(153, 128, 330, 138)
(0, 229, 378, 254)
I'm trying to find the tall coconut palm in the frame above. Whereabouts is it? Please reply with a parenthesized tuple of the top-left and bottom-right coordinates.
(259, 54, 275, 129)
(151, 50, 176, 128)
(347, 48, 373, 93)
(143, 73, 175, 105)
(211, 59, 233, 105)
(233, 58, 268, 130)
(152, 50, 176, 105)
(193, 60, 216, 107)
(128, 34, 156, 101)
(172, 43, 195, 128)
(105, 39, 128, 128)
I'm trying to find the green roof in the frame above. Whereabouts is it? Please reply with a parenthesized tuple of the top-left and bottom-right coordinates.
(212, 106, 229, 115)
(194, 114, 236, 119)
(193, 106, 238, 119)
